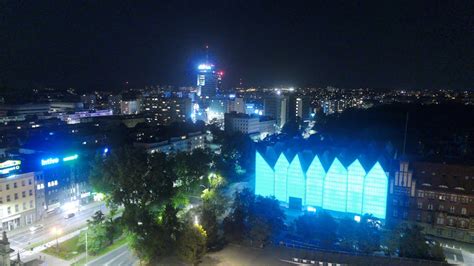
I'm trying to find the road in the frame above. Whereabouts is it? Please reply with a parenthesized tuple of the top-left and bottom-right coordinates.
(8, 202, 106, 261)
(87, 245, 137, 266)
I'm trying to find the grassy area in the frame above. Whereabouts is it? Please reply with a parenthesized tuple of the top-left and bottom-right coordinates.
(71, 237, 129, 266)
(42, 235, 84, 260)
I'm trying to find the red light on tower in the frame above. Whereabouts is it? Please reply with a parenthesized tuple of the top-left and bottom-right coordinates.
(217, 71, 224, 76)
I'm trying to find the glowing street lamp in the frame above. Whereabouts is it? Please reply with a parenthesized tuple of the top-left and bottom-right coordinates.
(51, 227, 63, 252)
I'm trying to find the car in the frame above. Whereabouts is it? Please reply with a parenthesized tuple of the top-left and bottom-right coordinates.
(29, 224, 44, 233)
(64, 212, 75, 219)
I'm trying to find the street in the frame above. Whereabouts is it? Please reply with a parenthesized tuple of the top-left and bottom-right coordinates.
(8, 202, 106, 262)
(86, 245, 137, 266)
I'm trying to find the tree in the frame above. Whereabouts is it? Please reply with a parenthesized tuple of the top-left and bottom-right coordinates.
(294, 211, 337, 248)
(177, 224, 207, 265)
(395, 224, 445, 262)
(356, 214, 381, 254)
(249, 217, 271, 248)
(90, 147, 181, 263)
(338, 218, 358, 251)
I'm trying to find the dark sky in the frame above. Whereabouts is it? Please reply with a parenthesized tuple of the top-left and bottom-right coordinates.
(1, 0, 473, 90)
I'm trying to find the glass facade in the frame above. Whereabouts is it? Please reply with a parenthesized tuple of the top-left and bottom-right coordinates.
(255, 151, 388, 219)
(305, 155, 325, 207)
(255, 151, 274, 197)
(346, 159, 365, 214)
(362, 162, 388, 219)
(287, 155, 306, 205)
(274, 153, 290, 202)
(323, 158, 347, 213)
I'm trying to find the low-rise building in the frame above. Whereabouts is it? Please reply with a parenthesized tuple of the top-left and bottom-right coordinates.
(134, 131, 208, 154)
(224, 112, 276, 138)
(0, 168, 36, 231)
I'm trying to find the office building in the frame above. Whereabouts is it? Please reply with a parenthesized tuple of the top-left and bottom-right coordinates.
(263, 95, 289, 128)
(224, 112, 276, 137)
(142, 96, 192, 126)
(107, 95, 122, 115)
(197, 64, 218, 97)
(120, 99, 140, 115)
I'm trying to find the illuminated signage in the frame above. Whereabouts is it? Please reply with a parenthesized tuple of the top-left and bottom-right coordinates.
(198, 64, 212, 70)
(0, 160, 21, 175)
(255, 151, 388, 219)
(41, 158, 59, 166)
(63, 154, 78, 162)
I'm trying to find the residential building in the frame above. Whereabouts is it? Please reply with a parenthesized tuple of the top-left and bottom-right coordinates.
(389, 161, 474, 243)
(0, 171, 36, 231)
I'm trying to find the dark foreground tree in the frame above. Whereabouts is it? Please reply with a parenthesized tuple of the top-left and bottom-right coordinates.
(177, 224, 207, 265)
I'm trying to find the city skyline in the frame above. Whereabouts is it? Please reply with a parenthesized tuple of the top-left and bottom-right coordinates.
(1, 1, 473, 90)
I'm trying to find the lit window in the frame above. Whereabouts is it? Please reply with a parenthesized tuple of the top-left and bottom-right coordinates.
(461, 208, 467, 215)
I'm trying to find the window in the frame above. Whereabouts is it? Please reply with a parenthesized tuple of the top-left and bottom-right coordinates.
(14, 193, 18, 200)
(15, 204, 19, 212)
(436, 217, 444, 225)
(29, 190, 33, 196)
(417, 201, 423, 209)
(13, 182, 17, 188)
(30, 200, 33, 208)
(439, 204, 444, 211)
(450, 206, 455, 213)
(23, 202, 26, 210)
(461, 197, 469, 204)
(7, 195, 10, 202)
(439, 194, 446, 201)
(7, 207, 11, 214)
(461, 208, 467, 215)
(416, 213, 421, 221)
(22, 191, 26, 198)
(448, 218, 454, 226)
(0, 197, 2, 203)
(460, 220, 466, 228)
(417, 191, 424, 198)
(451, 195, 457, 202)
(21, 180, 25, 186)
(428, 204, 434, 210)
(28, 179, 32, 185)
(6, 184, 9, 190)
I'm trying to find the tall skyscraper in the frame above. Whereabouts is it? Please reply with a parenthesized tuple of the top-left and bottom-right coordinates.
(197, 64, 218, 97)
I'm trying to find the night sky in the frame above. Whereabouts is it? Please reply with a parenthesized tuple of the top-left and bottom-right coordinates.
(1, 1, 473, 90)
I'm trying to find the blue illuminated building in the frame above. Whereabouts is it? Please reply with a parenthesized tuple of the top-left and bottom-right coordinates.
(255, 150, 389, 219)
(197, 63, 219, 97)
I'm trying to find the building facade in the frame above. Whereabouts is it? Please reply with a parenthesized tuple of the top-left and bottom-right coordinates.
(142, 96, 192, 126)
(0, 171, 36, 231)
(255, 150, 389, 219)
(389, 161, 474, 243)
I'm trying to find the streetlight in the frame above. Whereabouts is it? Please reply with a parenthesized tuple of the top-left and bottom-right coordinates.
(51, 227, 63, 252)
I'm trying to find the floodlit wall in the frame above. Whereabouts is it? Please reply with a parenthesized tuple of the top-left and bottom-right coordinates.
(287, 155, 306, 205)
(323, 158, 348, 213)
(254, 151, 389, 219)
(274, 153, 290, 202)
(255, 151, 274, 197)
(362, 162, 388, 219)
(346, 159, 365, 214)
(305, 155, 325, 207)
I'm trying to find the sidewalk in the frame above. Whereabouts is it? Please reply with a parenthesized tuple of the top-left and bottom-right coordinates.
(39, 253, 70, 266)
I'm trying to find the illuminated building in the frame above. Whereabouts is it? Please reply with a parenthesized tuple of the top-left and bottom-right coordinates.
(255, 151, 389, 219)
(0, 170, 36, 231)
(197, 63, 218, 97)
(142, 96, 192, 126)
